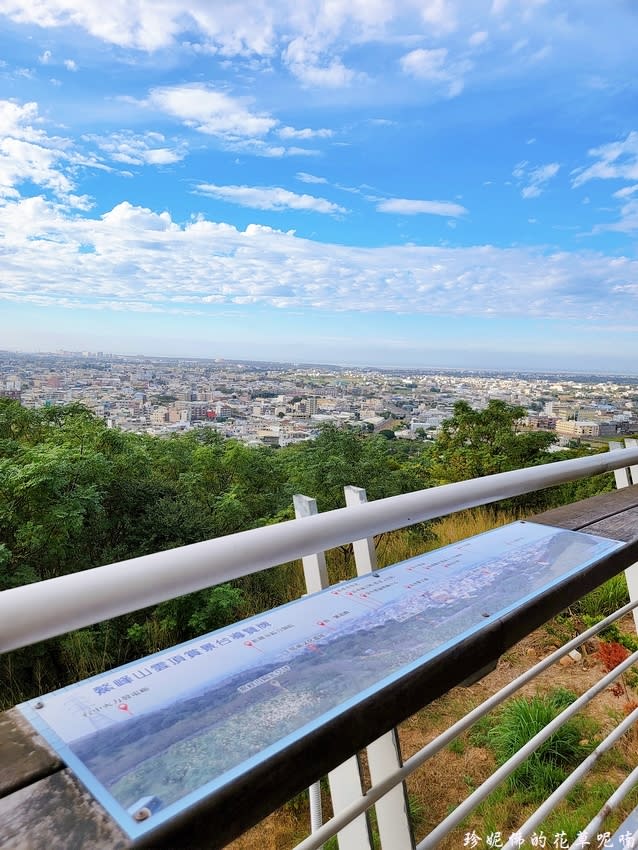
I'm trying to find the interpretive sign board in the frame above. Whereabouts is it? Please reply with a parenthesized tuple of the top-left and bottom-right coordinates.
(18, 521, 623, 842)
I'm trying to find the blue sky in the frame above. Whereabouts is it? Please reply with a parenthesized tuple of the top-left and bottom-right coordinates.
(1, 1, 638, 371)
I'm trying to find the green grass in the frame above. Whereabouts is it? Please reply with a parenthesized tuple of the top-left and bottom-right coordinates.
(447, 736, 466, 755)
(538, 780, 638, 842)
(573, 575, 630, 618)
(486, 689, 592, 801)
(468, 714, 493, 749)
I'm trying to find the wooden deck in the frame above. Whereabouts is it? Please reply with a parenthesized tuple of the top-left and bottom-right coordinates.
(3, 486, 638, 850)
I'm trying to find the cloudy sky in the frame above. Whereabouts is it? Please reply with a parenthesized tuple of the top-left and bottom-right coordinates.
(1, 1, 638, 371)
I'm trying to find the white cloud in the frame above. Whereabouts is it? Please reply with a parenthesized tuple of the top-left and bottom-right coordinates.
(283, 37, 357, 88)
(468, 30, 488, 47)
(614, 185, 638, 199)
(0, 99, 117, 209)
(400, 47, 447, 78)
(0, 0, 621, 109)
(377, 197, 467, 217)
(101, 201, 177, 231)
(491, 0, 510, 14)
(1, 197, 637, 324)
(399, 47, 470, 97)
(420, 0, 457, 34)
(37, 50, 77, 72)
(279, 126, 333, 140)
(295, 61, 357, 88)
(227, 139, 319, 158)
(143, 85, 321, 157)
(0, 99, 75, 199)
(0, 1, 458, 60)
(86, 131, 187, 166)
(1, 1, 187, 51)
(147, 84, 277, 138)
(529, 44, 551, 64)
(195, 183, 346, 215)
(573, 132, 638, 187)
(572, 136, 638, 233)
(513, 160, 560, 198)
(296, 172, 327, 184)
(592, 198, 638, 235)
(1, 100, 42, 140)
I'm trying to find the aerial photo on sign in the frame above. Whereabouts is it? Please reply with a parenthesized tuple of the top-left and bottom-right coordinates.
(19, 521, 622, 839)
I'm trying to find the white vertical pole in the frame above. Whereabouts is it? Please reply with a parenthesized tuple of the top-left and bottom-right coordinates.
(609, 443, 638, 631)
(293, 494, 330, 594)
(609, 441, 632, 489)
(624, 438, 638, 485)
(344, 486, 416, 850)
(293, 494, 372, 850)
(328, 758, 373, 850)
(344, 486, 378, 576)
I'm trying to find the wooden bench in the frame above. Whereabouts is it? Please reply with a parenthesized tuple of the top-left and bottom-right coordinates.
(3, 486, 638, 850)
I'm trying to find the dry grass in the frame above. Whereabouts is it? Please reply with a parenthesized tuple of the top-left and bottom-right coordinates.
(431, 507, 518, 547)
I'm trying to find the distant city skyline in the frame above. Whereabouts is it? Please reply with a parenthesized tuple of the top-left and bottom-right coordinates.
(5, 346, 638, 380)
(1, 2, 638, 370)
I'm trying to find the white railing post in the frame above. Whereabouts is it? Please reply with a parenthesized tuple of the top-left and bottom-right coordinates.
(293, 494, 329, 594)
(624, 437, 638, 485)
(610, 440, 638, 630)
(610, 440, 633, 489)
(344, 486, 416, 850)
(293, 494, 372, 850)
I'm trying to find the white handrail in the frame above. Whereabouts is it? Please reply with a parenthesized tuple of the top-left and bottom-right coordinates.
(1, 447, 637, 653)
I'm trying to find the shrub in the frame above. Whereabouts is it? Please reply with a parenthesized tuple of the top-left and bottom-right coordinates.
(580, 618, 638, 652)
(487, 689, 589, 799)
(598, 641, 631, 673)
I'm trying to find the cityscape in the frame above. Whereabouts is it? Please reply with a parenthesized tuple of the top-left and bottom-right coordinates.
(2, 349, 638, 447)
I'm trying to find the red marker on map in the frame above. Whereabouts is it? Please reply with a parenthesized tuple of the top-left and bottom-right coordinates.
(118, 703, 133, 716)
(244, 640, 264, 653)
(359, 591, 382, 608)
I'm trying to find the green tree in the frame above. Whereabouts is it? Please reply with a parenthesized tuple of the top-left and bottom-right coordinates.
(282, 423, 426, 512)
(430, 400, 556, 484)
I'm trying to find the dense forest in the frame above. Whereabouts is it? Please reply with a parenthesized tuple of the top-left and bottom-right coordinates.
(0, 398, 614, 707)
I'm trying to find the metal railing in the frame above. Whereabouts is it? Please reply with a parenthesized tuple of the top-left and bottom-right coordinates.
(3, 443, 638, 848)
(292, 600, 638, 850)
